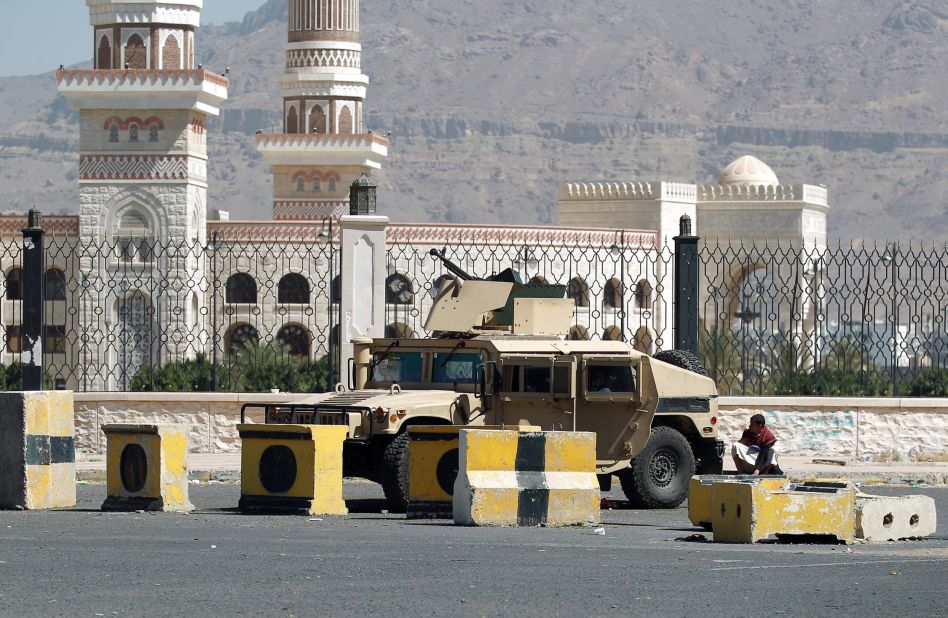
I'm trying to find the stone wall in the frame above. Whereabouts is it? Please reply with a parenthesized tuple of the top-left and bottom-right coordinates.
(72, 393, 948, 462)
(718, 397, 948, 462)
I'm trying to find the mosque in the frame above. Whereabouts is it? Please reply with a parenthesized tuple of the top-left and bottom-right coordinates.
(0, 0, 828, 391)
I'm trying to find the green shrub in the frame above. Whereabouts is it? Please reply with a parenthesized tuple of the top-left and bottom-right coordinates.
(903, 369, 948, 397)
(130, 354, 232, 392)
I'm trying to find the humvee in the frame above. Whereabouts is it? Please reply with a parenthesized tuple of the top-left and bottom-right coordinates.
(247, 250, 724, 511)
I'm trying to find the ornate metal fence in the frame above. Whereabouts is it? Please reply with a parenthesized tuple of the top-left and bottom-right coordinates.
(699, 241, 948, 396)
(384, 233, 672, 351)
(1, 234, 339, 393)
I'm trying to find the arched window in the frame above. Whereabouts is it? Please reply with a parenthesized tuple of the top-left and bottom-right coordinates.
(115, 210, 152, 263)
(338, 106, 353, 134)
(633, 327, 654, 354)
(635, 279, 653, 309)
(162, 34, 181, 69)
(328, 177, 336, 192)
(125, 34, 147, 69)
(278, 273, 310, 304)
(149, 125, 159, 142)
(312, 177, 321, 192)
(286, 106, 299, 134)
(226, 323, 259, 358)
(226, 273, 257, 304)
(568, 325, 589, 341)
(385, 323, 415, 339)
(567, 277, 589, 308)
(603, 277, 623, 310)
(109, 123, 119, 143)
(296, 177, 305, 192)
(5, 268, 22, 301)
(129, 124, 139, 142)
(277, 324, 311, 358)
(385, 273, 414, 305)
(97, 35, 112, 69)
(310, 105, 327, 134)
(603, 325, 623, 341)
(45, 269, 66, 301)
(528, 275, 548, 285)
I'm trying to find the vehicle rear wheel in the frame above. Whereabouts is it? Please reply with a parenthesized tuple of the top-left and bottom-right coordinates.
(652, 349, 709, 377)
(379, 433, 410, 513)
(620, 427, 696, 509)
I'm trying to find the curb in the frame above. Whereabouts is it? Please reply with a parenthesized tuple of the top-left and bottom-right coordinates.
(74, 469, 948, 487)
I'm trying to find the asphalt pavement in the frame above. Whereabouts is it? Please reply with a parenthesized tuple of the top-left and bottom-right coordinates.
(0, 483, 946, 617)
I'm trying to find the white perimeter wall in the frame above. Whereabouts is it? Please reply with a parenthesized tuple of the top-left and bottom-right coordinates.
(74, 394, 948, 462)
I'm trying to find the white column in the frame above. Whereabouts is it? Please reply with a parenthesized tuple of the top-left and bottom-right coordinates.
(339, 214, 388, 387)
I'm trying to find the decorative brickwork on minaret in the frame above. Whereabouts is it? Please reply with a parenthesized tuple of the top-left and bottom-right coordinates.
(57, 0, 228, 390)
(257, 0, 389, 221)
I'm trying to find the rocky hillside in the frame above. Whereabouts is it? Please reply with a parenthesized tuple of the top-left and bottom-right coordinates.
(0, 0, 945, 239)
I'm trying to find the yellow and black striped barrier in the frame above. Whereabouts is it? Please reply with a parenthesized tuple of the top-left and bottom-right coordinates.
(711, 480, 857, 544)
(688, 475, 787, 530)
(407, 425, 538, 519)
(238, 424, 348, 516)
(453, 429, 599, 527)
(0, 391, 76, 510)
(101, 424, 193, 513)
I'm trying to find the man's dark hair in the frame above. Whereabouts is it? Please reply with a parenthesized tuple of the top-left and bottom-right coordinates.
(750, 413, 766, 426)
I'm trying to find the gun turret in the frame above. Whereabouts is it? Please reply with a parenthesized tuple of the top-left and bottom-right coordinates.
(429, 248, 475, 281)
(424, 249, 572, 335)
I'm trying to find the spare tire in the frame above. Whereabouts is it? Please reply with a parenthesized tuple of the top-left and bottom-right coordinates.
(653, 349, 709, 377)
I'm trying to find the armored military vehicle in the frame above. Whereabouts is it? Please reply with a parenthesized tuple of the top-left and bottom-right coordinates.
(246, 250, 723, 511)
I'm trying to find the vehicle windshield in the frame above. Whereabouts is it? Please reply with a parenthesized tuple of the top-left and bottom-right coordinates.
(432, 352, 481, 384)
(371, 351, 424, 383)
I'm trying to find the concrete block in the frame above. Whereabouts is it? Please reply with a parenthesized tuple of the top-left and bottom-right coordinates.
(407, 425, 536, 520)
(238, 424, 347, 516)
(688, 475, 787, 530)
(0, 392, 76, 510)
(453, 430, 600, 527)
(856, 493, 937, 542)
(712, 481, 856, 544)
(102, 424, 193, 513)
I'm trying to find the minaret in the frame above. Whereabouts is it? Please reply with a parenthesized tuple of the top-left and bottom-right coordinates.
(57, 0, 228, 390)
(257, 0, 389, 221)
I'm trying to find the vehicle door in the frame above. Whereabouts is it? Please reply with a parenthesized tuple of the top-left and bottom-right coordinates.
(576, 355, 653, 464)
(496, 354, 576, 431)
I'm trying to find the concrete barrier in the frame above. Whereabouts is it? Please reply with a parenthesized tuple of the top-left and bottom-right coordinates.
(856, 493, 937, 542)
(407, 425, 538, 519)
(688, 475, 787, 530)
(0, 392, 76, 510)
(453, 429, 600, 527)
(101, 424, 193, 513)
(237, 424, 347, 516)
(712, 481, 856, 544)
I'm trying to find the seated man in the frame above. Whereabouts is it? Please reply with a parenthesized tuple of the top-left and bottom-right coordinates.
(731, 414, 783, 475)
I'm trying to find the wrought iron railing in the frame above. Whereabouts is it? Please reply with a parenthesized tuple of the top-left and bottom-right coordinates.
(1, 236, 339, 393)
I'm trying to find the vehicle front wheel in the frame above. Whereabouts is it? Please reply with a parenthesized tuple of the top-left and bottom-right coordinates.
(379, 433, 410, 513)
(620, 426, 695, 509)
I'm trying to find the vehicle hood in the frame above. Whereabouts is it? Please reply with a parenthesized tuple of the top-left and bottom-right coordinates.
(312, 389, 464, 411)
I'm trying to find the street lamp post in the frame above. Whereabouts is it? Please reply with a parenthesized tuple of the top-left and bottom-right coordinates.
(882, 247, 897, 395)
(609, 229, 626, 341)
(317, 218, 335, 388)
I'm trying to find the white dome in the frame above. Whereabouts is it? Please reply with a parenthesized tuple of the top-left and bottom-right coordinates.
(718, 155, 780, 187)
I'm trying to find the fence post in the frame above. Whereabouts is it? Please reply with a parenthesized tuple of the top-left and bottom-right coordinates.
(673, 215, 699, 356)
(338, 177, 388, 389)
(21, 209, 45, 390)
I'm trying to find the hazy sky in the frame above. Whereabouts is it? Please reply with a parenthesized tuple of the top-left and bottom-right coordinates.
(0, 0, 266, 77)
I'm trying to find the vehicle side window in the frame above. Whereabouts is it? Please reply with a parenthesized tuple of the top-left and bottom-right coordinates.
(587, 364, 636, 394)
(523, 366, 550, 393)
(552, 365, 571, 397)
